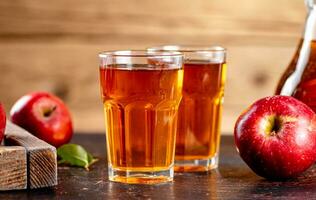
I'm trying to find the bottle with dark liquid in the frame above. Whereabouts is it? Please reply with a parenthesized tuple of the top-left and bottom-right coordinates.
(276, 0, 316, 111)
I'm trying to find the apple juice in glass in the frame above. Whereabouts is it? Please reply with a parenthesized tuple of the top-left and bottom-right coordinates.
(149, 46, 227, 172)
(99, 50, 183, 184)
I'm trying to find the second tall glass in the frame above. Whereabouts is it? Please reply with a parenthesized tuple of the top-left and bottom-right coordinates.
(149, 46, 227, 172)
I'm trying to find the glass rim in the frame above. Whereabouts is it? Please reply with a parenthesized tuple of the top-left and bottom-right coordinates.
(147, 45, 226, 53)
(99, 50, 183, 58)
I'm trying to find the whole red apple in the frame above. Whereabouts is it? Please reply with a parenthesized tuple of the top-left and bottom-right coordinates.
(10, 92, 73, 147)
(0, 103, 6, 143)
(234, 95, 316, 179)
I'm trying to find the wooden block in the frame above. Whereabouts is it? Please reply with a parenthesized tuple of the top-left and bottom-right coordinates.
(0, 146, 27, 191)
(4, 121, 58, 189)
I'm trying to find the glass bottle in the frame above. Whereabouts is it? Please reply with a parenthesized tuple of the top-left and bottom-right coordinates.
(276, 0, 316, 111)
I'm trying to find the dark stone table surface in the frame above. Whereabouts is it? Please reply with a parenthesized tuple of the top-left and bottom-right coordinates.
(0, 134, 315, 200)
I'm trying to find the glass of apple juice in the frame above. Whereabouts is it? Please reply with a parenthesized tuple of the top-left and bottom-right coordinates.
(99, 50, 184, 184)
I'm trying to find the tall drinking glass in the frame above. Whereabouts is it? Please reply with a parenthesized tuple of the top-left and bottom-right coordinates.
(99, 50, 184, 183)
(149, 46, 226, 172)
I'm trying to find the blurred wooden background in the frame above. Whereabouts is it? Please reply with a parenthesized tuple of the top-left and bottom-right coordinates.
(0, 0, 306, 134)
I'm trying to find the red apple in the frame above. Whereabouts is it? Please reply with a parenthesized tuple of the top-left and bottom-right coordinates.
(234, 95, 316, 179)
(0, 103, 6, 143)
(10, 92, 73, 147)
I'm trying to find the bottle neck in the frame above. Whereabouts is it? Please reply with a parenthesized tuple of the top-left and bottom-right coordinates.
(303, 3, 316, 41)
(306, 0, 315, 11)
(279, 0, 316, 95)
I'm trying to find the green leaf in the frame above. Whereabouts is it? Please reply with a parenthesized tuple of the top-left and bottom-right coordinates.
(87, 152, 98, 164)
(57, 144, 98, 170)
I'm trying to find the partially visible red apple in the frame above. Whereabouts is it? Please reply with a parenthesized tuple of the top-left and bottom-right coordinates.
(293, 79, 316, 112)
(10, 92, 73, 147)
(234, 95, 316, 179)
(0, 103, 6, 143)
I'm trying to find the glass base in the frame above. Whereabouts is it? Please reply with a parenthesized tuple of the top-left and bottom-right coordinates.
(108, 165, 174, 184)
(174, 154, 219, 172)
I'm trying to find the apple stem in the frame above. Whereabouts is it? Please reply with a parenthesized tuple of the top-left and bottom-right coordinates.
(43, 106, 57, 117)
(265, 115, 282, 137)
(271, 118, 281, 133)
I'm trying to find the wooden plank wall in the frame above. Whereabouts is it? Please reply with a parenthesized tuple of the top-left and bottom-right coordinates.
(0, 0, 306, 134)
